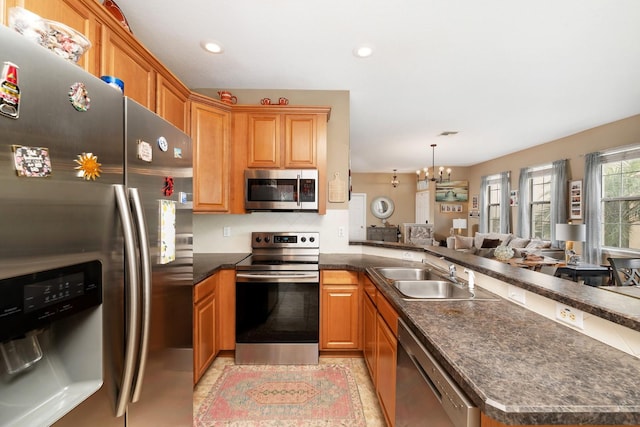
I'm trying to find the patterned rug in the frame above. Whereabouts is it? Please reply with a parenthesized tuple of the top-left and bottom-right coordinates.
(195, 364, 366, 427)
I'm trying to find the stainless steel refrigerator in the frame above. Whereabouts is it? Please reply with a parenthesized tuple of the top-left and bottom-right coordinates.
(0, 25, 193, 427)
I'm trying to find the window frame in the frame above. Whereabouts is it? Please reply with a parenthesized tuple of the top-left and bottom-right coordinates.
(600, 148, 640, 252)
(529, 166, 552, 240)
(486, 177, 501, 234)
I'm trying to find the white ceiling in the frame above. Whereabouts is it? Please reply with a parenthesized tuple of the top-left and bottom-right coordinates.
(113, 0, 640, 173)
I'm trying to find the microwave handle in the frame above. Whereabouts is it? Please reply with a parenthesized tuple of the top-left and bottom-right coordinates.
(297, 174, 301, 207)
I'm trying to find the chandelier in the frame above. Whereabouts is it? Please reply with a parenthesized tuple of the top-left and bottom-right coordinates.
(390, 169, 399, 187)
(416, 144, 452, 183)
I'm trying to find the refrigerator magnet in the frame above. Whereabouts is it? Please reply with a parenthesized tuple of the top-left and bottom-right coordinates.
(11, 145, 52, 177)
(74, 152, 102, 180)
(173, 147, 182, 159)
(68, 82, 90, 112)
(157, 136, 168, 152)
(162, 176, 174, 197)
(137, 140, 152, 162)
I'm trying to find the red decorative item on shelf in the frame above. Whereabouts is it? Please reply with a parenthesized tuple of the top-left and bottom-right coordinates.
(102, 0, 132, 33)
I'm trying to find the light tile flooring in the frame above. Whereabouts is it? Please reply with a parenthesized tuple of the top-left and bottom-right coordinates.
(193, 356, 386, 426)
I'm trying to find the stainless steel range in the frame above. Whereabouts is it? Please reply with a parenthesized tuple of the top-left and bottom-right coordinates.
(235, 232, 320, 364)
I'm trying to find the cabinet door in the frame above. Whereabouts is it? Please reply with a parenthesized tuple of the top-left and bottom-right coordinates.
(363, 292, 377, 383)
(101, 26, 155, 109)
(194, 292, 216, 384)
(320, 284, 360, 350)
(284, 114, 317, 168)
(6, 0, 101, 75)
(191, 100, 230, 212)
(156, 73, 189, 132)
(376, 313, 397, 427)
(217, 269, 236, 350)
(247, 114, 280, 168)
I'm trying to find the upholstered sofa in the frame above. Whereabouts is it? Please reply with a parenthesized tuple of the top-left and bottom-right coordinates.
(446, 232, 564, 259)
(401, 223, 435, 246)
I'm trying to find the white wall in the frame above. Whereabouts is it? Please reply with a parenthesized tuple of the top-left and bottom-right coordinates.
(194, 209, 357, 254)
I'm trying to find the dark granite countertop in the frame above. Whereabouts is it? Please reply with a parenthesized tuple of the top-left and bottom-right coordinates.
(320, 253, 640, 425)
(193, 253, 249, 284)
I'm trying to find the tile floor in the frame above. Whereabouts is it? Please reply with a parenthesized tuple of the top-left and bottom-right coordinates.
(193, 356, 386, 426)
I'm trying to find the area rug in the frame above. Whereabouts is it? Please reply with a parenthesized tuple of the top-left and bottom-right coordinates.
(195, 364, 366, 427)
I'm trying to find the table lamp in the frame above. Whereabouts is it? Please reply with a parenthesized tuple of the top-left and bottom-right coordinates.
(452, 218, 467, 235)
(555, 223, 586, 264)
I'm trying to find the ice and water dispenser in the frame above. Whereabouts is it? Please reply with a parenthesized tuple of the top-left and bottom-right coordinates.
(0, 261, 103, 426)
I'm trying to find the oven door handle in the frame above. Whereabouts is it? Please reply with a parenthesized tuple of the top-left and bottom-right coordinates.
(236, 273, 319, 280)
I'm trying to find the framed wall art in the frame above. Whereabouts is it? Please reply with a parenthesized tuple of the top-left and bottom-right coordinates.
(440, 204, 463, 213)
(569, 180, 582, 219)
(435, 180, 469, 202)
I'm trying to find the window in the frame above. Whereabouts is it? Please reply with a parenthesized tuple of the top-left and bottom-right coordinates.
(487, 179, 501, 233)
(530, 169, 552, 239)
(601, 151, 640, 251)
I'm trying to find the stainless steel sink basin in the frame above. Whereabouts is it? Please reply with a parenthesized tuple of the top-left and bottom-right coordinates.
(374, 267, 442, 281)
(394, 280, 474, 299)
(374, 266, 499, 300)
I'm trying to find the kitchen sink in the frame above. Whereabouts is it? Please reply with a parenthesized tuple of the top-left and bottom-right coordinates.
(374, 267, 498, 301)
(392, 280, 498, 301)
(394, 280, 473, 299)
(374, 267, 442, 281)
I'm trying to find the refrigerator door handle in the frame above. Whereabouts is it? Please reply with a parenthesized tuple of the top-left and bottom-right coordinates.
(128, 188, 151, 403)
(114, 185, 141, 417)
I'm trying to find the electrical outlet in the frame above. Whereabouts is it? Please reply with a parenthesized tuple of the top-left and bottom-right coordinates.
(338, 226, 345, 237)
(555, 303, 584, 329)
(508, 285, 526, 304)
(223, 226, 231, 237)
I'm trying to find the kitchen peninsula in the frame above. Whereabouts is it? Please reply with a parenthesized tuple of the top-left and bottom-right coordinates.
(194, 242, 640, 426)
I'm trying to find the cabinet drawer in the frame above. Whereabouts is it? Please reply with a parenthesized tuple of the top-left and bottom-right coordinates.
(321, 270, 359, 285)
(194, 274, 217, 303)
(376, 292, 398, 336)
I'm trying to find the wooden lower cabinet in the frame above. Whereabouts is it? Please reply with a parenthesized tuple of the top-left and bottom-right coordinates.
(362, 290, 377, 382)
(320, 270, 360, 350)
(360, 273, 398, 427)
(217, 269, 236, 351)
(193, 273, 217, 384)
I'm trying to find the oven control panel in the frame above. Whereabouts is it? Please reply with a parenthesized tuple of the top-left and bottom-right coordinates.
(251, 232, 319, 249)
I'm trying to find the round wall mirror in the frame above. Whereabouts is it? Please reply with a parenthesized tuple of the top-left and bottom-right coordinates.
(371, 196, 395, 220)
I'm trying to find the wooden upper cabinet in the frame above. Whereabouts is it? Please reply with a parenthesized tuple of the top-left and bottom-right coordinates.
(284, 114, 317, 168)
(239, 106, 329, 170)
(247, 113, 281, 168)
(4, 0, 102, 75)
(191, 95, 231, 213)
(156, 73, 189, 132)
(101, 27, 155, 110)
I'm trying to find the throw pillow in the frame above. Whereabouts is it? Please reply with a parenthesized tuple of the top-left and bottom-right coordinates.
(454, 235, 474, 250)
(509, 237, 530, 248)
(526, 239, 552, 249)
(481, 238, 501, 248)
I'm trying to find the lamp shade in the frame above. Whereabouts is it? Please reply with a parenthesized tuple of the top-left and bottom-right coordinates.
(555, 223, 586, 242)
(452, 218, 467, 230)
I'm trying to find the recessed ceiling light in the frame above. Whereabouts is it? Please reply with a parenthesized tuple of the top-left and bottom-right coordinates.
(201, 40, 224, 54)
(353, 45, 374, 58)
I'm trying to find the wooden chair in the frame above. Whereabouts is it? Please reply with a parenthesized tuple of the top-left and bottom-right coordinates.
(607, 257, 640, 286)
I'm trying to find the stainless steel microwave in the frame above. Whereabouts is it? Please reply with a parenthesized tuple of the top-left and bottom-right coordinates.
(245, 169, 319, 211)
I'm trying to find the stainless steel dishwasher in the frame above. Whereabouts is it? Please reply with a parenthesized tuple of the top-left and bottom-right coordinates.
(396, 319, 480, 427)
